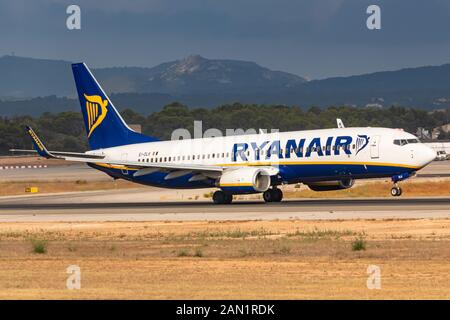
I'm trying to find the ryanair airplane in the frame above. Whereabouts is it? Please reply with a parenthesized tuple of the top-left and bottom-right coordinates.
(16, 63, 436, 204)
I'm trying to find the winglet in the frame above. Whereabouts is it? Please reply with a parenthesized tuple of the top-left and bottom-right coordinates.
(336, 118, 345, 129)
(25, 126, 54, 158)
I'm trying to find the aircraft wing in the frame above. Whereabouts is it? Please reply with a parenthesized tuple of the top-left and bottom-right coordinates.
(14, 126, 224, 176)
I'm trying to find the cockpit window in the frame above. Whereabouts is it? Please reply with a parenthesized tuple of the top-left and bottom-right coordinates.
(393, 138, 420, 146)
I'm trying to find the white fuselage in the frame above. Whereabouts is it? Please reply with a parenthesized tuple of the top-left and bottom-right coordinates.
(91, 127, 435, 173)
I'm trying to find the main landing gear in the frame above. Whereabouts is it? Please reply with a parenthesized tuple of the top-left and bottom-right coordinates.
(263, 187, 283, 203)
(390, 184, 403, 197)
(212, 190, 233, 204)
(212, 187, 283, 204)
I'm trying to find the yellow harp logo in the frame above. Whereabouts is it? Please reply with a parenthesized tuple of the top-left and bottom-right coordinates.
(84, 94, 108, 137)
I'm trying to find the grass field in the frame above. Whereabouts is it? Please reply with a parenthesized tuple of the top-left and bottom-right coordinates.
(0, 219, 449, 299)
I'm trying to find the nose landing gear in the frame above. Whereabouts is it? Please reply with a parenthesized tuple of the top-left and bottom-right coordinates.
(390, 184, 402, 197)
(263, 187, 283, 202)
(390, 172, 411, 197)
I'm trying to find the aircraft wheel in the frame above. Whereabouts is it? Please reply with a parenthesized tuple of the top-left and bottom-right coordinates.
(390, 186, 402, 197)
(213, 191, 233, 204)
(223, 193, 233, 204)
(272, 188, 283, 202)
(263, 190, 273, 202)
(213, 190, 226, 204)
(263, 188, 283, 203)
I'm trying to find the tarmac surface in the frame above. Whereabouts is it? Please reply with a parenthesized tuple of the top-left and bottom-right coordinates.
(0, 187, 448, 221)
(0, 160, 449, 222)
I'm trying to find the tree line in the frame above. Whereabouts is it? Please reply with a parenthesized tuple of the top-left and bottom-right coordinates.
(1, 103, 449, 154)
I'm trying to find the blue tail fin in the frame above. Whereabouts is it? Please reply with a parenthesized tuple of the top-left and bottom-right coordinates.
(71, 63, 158, 150)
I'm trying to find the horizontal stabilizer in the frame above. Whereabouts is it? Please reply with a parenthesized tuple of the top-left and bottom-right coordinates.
(10, 149, 105, 159)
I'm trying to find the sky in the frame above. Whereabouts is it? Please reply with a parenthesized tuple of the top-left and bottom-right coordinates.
(1, 0, 450, 79)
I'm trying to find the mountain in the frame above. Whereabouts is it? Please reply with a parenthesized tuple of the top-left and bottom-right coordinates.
(1, 54, 450, 116)
(291, 64, 450, 108)
(138, 54, 306, 94)
(0, 55, 75, 98)
(0, 54, 306, 98)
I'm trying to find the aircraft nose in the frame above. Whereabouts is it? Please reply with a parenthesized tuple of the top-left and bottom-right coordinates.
(421, 145, 436, 165)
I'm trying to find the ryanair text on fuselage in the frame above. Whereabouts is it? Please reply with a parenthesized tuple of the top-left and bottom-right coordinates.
(231, 135, 369, 162)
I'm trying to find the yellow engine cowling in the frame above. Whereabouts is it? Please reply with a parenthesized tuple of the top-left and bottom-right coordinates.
(218, 167, 272, 194)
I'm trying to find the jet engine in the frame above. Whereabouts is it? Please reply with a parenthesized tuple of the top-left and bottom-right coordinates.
(306, 179, 354, 191)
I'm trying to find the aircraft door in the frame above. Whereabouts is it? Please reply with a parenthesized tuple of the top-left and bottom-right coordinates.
(370, 135, 380, 159)
(121, 153, 129, 175)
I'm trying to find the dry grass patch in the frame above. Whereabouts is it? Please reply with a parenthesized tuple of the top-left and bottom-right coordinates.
(0, 180, 141, 196)
(1, 219, 450, 242)
(286, 228, 361, 240)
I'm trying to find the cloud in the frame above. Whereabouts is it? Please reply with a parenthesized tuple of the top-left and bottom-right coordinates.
(1, 0, 450, 78)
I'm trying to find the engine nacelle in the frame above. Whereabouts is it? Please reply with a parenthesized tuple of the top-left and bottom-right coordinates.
(218, 167, 271, 194)
(306, 179, 354, 191)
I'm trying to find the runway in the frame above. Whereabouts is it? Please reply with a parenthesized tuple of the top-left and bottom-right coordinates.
(0, 189, 449, 221)
(0, 160, 449, 222)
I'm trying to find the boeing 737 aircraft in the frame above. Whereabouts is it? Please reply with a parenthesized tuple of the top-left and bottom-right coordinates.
(14, 63, 436, 204)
